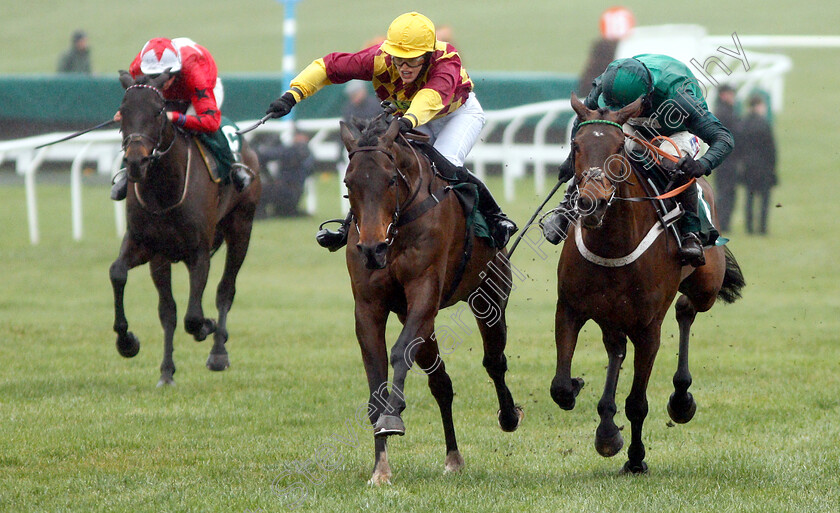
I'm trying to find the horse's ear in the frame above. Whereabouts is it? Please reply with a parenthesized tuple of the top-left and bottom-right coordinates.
(339, 121, 362, 152)
(150, 71, 172, 89)
(384, 118, 401, 144)
(615, 96, 645, 125)
(570, 92, 592, 121)
(119, 70, 135, 89)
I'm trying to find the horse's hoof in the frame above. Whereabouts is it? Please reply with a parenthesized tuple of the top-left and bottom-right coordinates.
(186, 318, 216, 342)
(444, 450, 465, 473)
(551, 377, 585, 410)
(156, 376, 175, 387)
(367, 473, 392, 486)
(595, 428, 624, 457)
(116, 332, 140, 358)
(373, 415, 405, 438)
(498, 406, 524, 432)
(667, 392, 697, 424)
(620, 460, 649, 475)
(206, 353, 230, 372)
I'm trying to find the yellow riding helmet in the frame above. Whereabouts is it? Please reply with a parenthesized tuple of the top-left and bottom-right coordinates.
(381, 12, 436, 59)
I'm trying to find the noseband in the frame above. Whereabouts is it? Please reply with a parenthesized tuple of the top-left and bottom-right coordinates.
(121, 84, 177, 163)
(347, 142, 422, 246)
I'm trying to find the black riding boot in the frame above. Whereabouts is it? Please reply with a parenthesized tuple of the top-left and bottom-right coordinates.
(541, 177, 580, 245)
(110, 170, 128, 201)
(676, 182, 705, 267)
(315, 211, 352, 252)
(462, 170, 518, 247)
(541, 152, 577, 244)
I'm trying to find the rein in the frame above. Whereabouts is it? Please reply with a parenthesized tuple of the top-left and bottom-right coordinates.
(575, 119, 695, 203)
(133, 133, 192, 215)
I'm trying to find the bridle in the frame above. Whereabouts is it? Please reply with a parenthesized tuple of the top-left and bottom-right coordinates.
(346, 137, 423, 246)
(121, 83, 190, 214)
(121, 84, 178, 163)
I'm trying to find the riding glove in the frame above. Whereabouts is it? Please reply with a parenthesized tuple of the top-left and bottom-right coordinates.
(397, 116, 413, 134)
(679, 154, 708, 178)
(266, 92, 297, 119)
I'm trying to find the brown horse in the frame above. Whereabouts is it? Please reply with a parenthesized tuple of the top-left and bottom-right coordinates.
(340, 117, 524, 484)
(109, 72, 261, 386)
(549, 94, 745, 473)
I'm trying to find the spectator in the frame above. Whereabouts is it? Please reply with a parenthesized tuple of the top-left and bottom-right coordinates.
(341, 80, 382, 123)
(712, 84, 741, 232)
(740, 94, 778, 235)
(252, 131, 314, 218)
(57, 30, 91, 74)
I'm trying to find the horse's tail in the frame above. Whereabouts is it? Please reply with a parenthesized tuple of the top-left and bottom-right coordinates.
(717, 246, 745, 304)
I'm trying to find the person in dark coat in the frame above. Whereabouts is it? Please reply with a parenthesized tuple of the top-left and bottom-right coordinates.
(712, 84, 741, 232)
(57, 30, 91, 73)
(740, 94, 778, 234)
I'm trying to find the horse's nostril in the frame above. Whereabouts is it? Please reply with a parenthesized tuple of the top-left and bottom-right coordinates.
(356, 243, 364, 254)
(375, 242, 389, 255)
(577, 196, 593, 213)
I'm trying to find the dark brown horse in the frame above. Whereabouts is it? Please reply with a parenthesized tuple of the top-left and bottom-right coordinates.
(550, 94, 745, 473)
(340, 117, 523, 484)
(110, 72, 261, 386)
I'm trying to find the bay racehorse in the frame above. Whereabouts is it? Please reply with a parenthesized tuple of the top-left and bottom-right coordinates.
(550, 94, 745, 473)
(340, 117, 523, 484)
(110, 71, 261, 386)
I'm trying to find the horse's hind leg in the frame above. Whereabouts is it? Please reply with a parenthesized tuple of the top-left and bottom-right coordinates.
(207, 212, 255, 371)
(109, 234, 151, 359)
(183, 249, 216, 342)
(668, 295, 698, 424)
(670, 252, 725, 422)
(595, 328, 627, 457)
(471, 260, 523, 432)
(149, 256, 177, 386)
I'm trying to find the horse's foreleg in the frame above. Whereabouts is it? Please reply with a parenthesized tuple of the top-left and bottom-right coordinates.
(375, 280, 440, 437)
(149, 256, 177, 386)
(207, 215, 255, 371)
(109, 235, 151, 359)
(622, 323, 662, 474)
(550, 301, 585, 410)
(472, 265, 523, 433)
(354, 301, 391, 485)
(183, 249, 216, 342)
(595, 328, 627, 457)
(668, 295, 698, 424)
(413, 333, 463, 474)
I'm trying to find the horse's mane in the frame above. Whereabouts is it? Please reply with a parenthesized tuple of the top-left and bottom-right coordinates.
(351, 116, 391, 147)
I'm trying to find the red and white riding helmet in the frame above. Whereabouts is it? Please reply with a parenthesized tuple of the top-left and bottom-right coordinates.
(139, 37, 182, 74)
